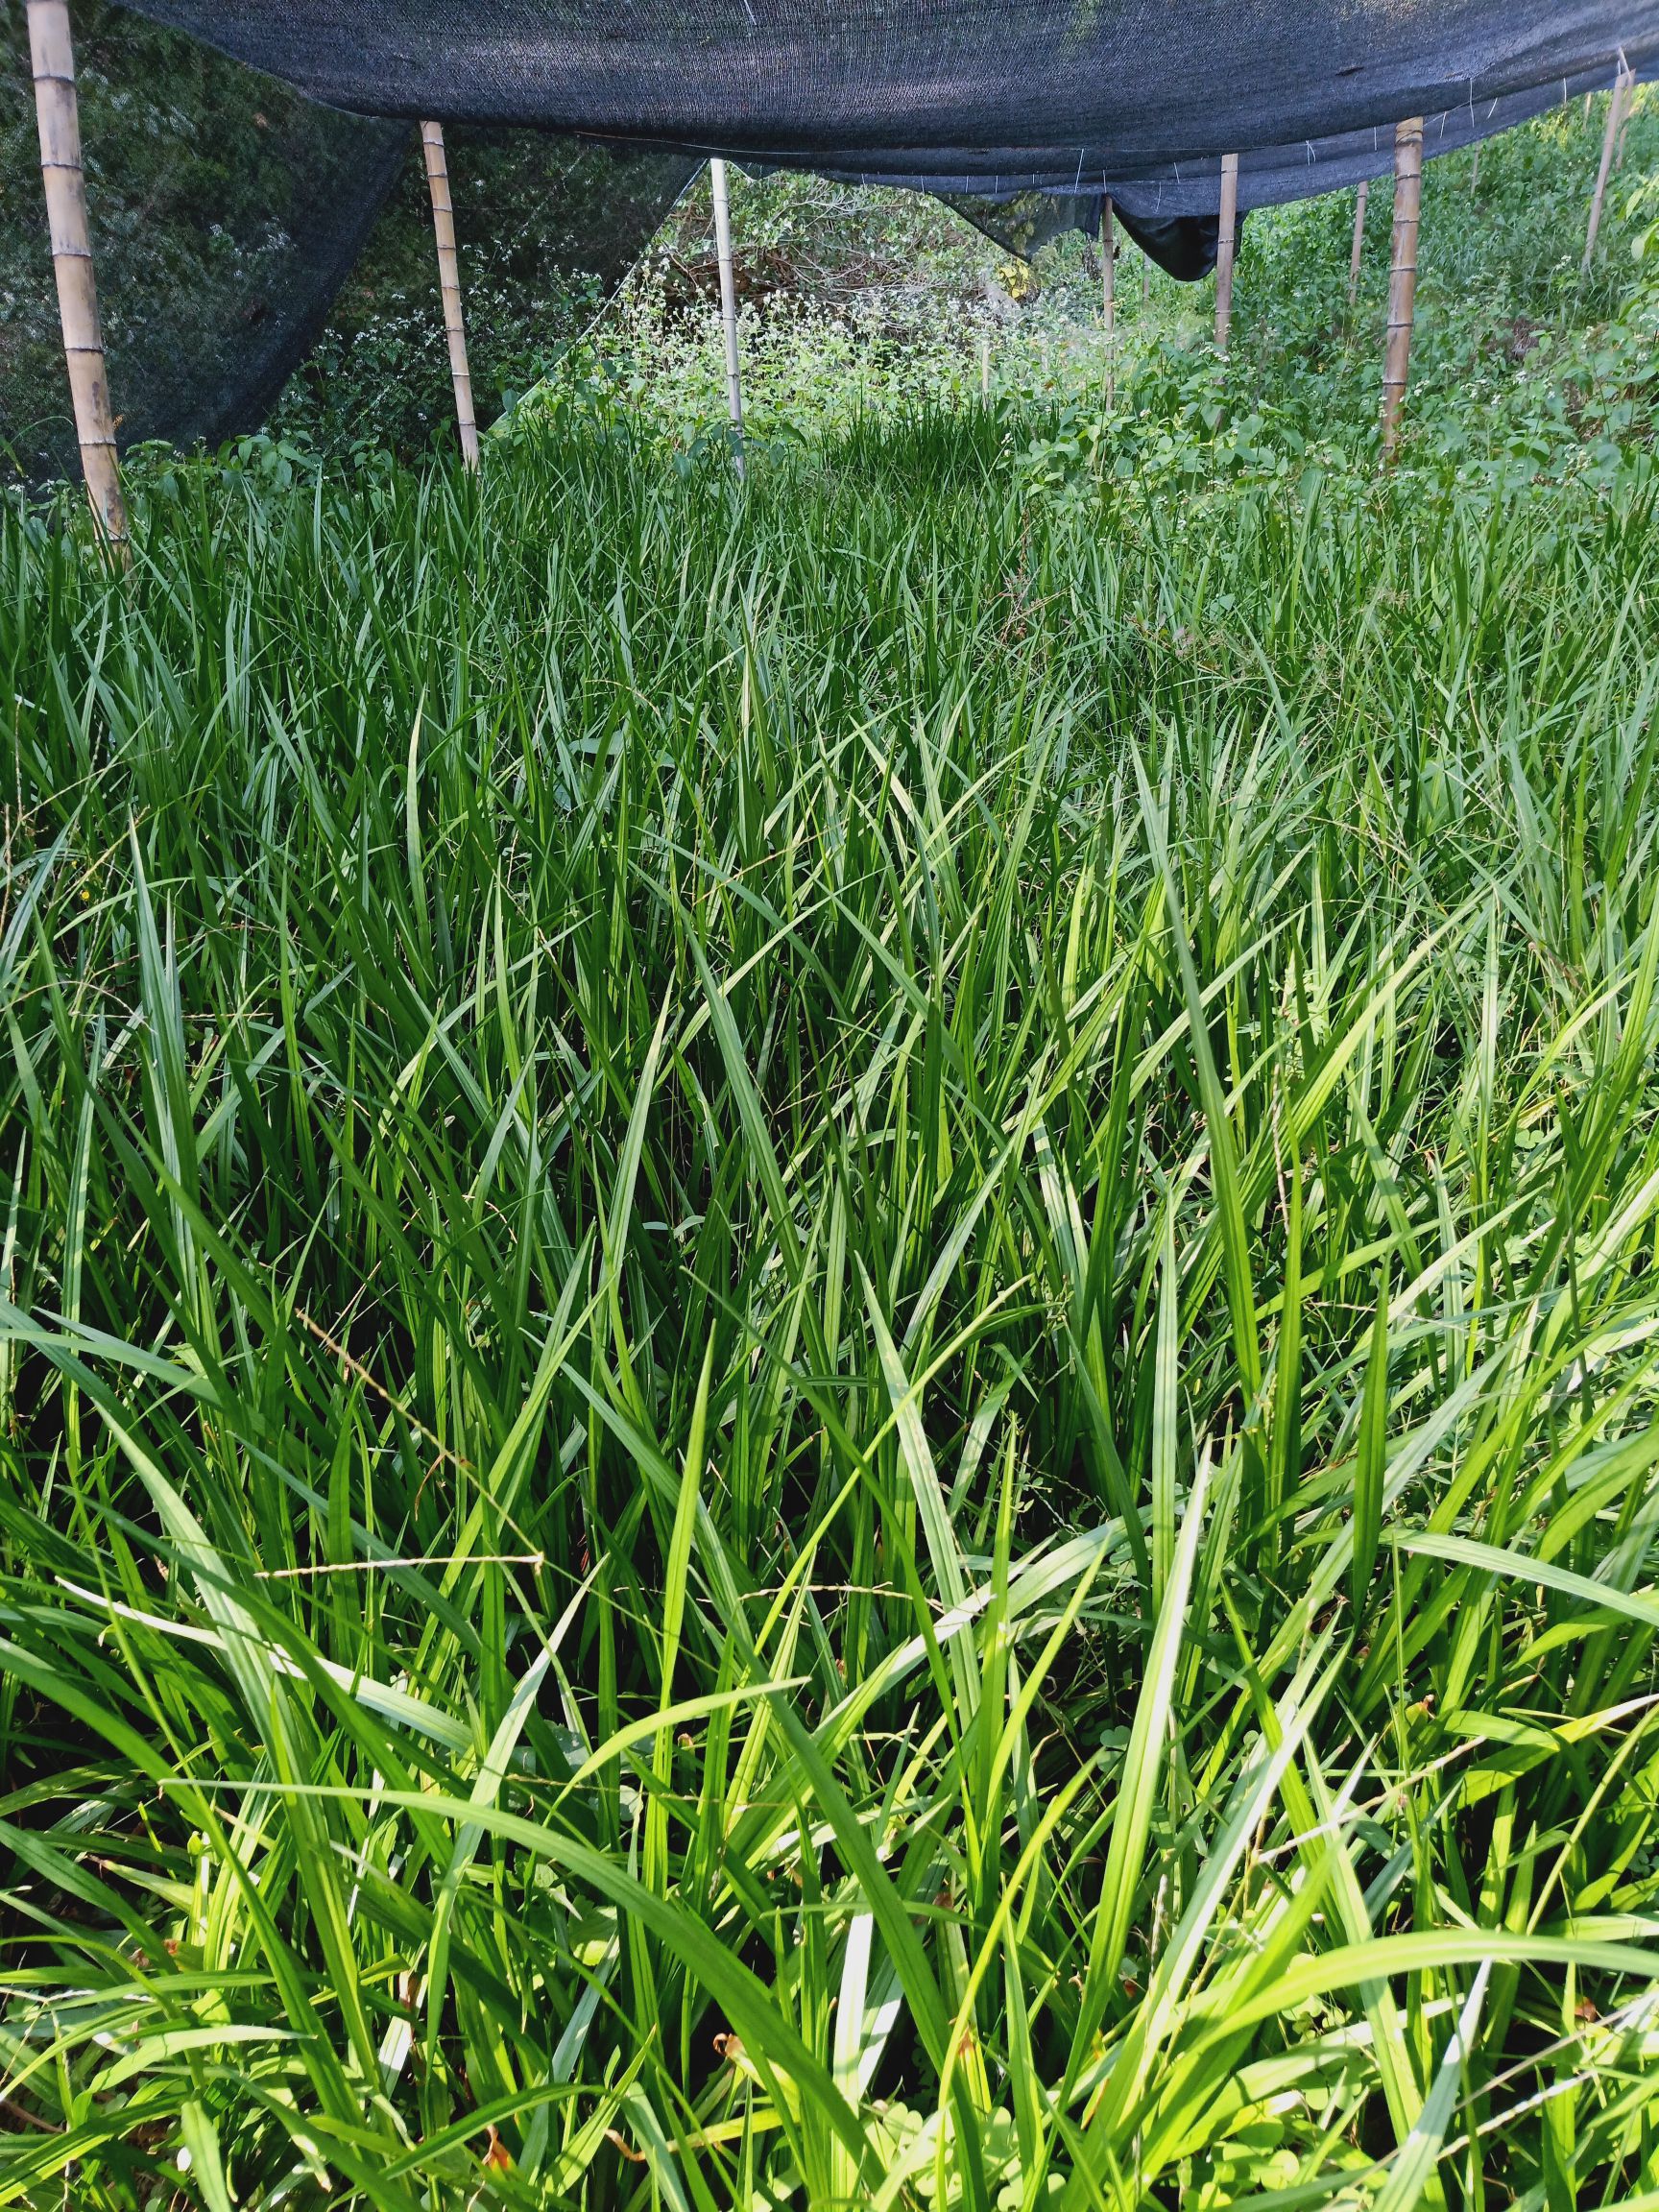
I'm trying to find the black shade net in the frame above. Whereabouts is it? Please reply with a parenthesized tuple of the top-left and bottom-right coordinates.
(276, 129, 697, 454)
(119, 0, 1658, 198)
(112, 0, 1659, 295)
(2, 0, 403, 482)
(940, 192, 1225, 281)
(2, 3, 694, 480)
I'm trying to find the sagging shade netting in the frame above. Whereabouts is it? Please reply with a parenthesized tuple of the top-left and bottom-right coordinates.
(120, 0, 1658, 217)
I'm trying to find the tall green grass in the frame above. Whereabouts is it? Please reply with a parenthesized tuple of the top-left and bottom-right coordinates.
(3, 406, 1659, 2208)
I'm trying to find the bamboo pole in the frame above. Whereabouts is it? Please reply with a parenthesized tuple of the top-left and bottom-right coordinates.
(1381, 117, 1424, 461)
(421, 122, 479, 469)
(1583, 67, 1634, 274)
(1348, 178, 1369, 310)
(1214, 153, 1239, 353)
(709, 157, 745, 479)
(27, 0, 128, 559)
(1101, 195, 1117, 407)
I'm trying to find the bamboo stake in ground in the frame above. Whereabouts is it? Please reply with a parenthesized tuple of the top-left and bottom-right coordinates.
(420, 123, 479, 469)
(1102, 195, 1117, 407)
(1381, 116, 1424, 461)
(1583, 66, 1635, 274)
(709, 158, 745, 479)
(1214, 153, 1239, 353)
(1348, 178, 1369, 309)
(27, 0, 128, 559)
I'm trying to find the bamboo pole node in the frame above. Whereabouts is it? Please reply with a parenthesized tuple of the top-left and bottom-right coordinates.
(27, 0, 129, 563)
(1348, 178, 1369, 311)
(1582, 64, 1635, 275)
(1214, 154, 1240, 354)
(1102, 195, 1117, 409)
(421, 122, 480, 469)
(1381, 117, 1424, 462)
(709, 158, 746, 480)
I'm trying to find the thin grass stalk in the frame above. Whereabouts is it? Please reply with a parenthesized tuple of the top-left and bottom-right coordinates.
(1615, 75, 1637, 167)
(26, 0, 128, 560)
(1348, 177, 1369, 310)
(1102, 195, 1117, 408)
(1582, 66, 1634, 273)
(1214, 152, 1239, 353)
(1381, 117, 1424, 461)
(420, 121, 480, 469)
(709, 156, 746, 479)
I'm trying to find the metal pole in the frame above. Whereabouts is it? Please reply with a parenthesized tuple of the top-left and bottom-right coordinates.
(1348, 178, 1369, 309)
(421, 122, 479, 469)
(27, 0, 128, 560)
(709, 157, 745, 478)
(1382, 117, 1424, 461)
(1102, 196, 1117, 407)
(1214, 153, 1239, 354)
(1583, 68, 1633, 274)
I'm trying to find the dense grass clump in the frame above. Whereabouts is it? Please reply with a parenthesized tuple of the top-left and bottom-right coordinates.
(3, 386, 1659, 2209)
